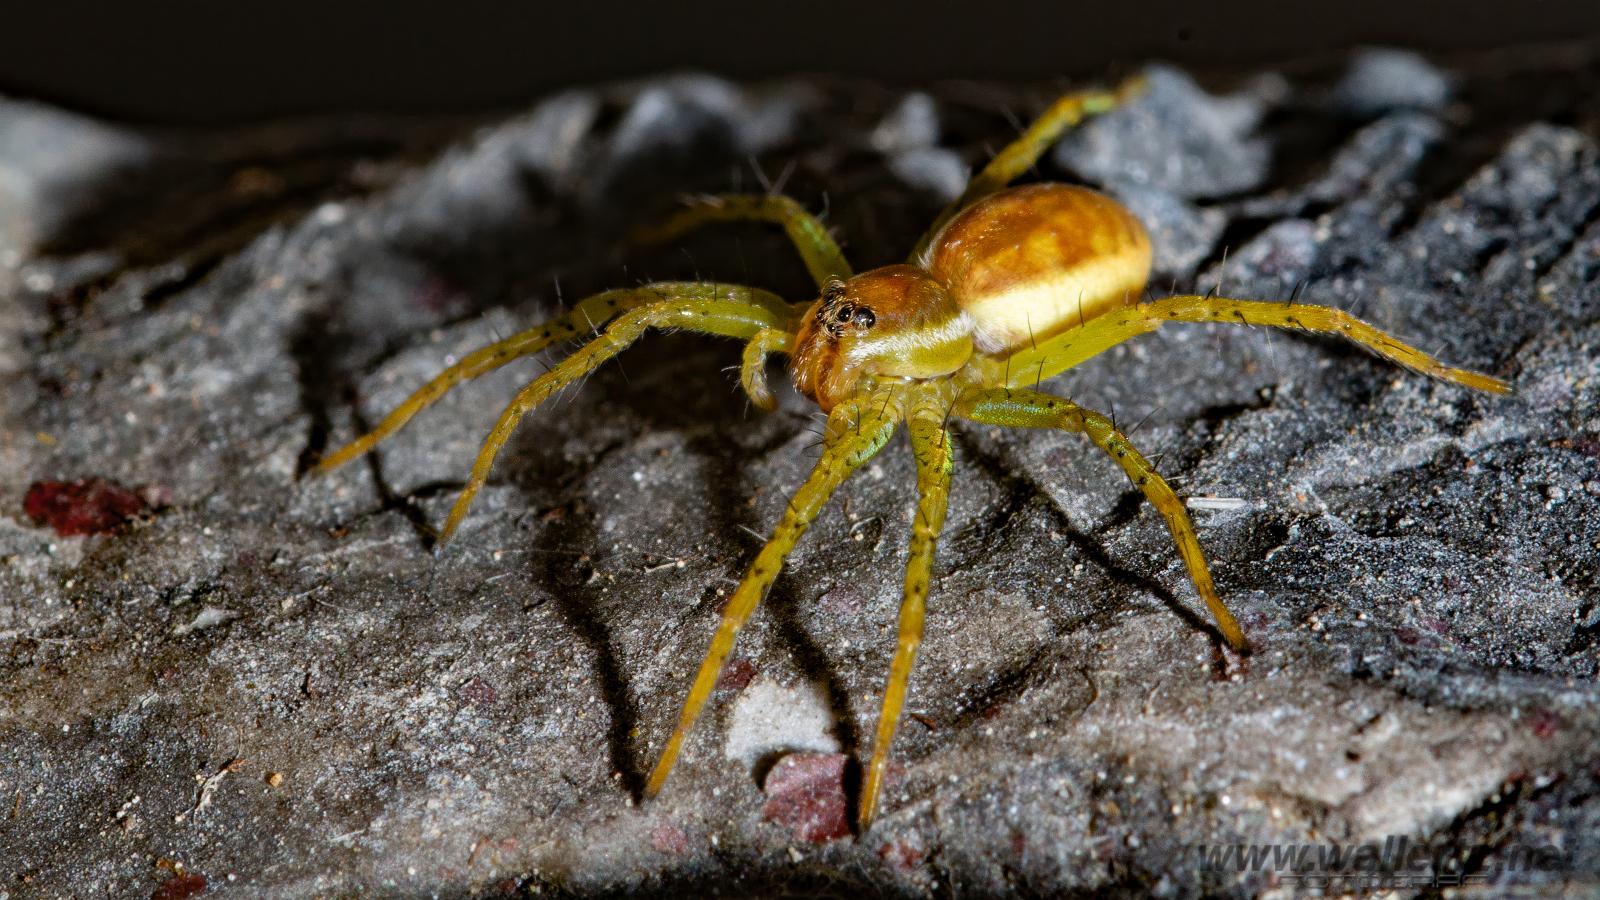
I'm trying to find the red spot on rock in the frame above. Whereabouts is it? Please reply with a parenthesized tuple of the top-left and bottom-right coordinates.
(1009, 830, 1027, 855)
(878, 839, 925, 871)
(761, 752, 851, 843)
(25, 477, 150, 536)
(649, 821, 689, 854)
(151, 872, 206, 900)
(1212, 639, 1250, 681)
(1567, 433, 1600, 459)
(414, 278, 469, 315)
(457, 677, 498, 708)
(1530, 708, 1564, 738)
(715, 657, 757, 693)
(818, 586, 867, 615)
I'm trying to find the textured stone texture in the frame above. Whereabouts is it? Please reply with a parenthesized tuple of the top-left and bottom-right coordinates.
(2, 48, 1600, 897)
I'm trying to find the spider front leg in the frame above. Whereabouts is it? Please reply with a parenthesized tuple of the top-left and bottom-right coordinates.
(644, 385, 907, 800)
(958, 387, 1248, 651)
(859, 413, 954, 829)
(633, 193, 853, 288)
(911, 76, 1146, 258)
(320, 282, 792, 544)
(316, 283, 791, 474)
(1004, 295, 1512, 393)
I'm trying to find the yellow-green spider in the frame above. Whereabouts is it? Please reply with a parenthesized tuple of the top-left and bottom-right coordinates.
(315, 77, 1509, 830)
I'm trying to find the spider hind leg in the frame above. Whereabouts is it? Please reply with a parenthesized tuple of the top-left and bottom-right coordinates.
(1003, 295, 1511, 394)
(911, 76, 1146, 259)
(958, 387, 1248, 651)
(632, 193, 853, 288)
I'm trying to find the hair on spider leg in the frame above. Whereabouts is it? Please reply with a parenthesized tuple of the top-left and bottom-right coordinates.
(734, 523, 769, 545)
(770, 158, 799, 198)
(748, 155, 775, 196)
(675, 246, 705, 284)
(1263, 317, 1286, 380)
(1125, 402, 1168, 439)
(998, 101, 1026, 136)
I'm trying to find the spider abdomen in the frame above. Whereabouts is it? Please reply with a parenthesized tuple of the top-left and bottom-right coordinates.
(926, 183, 1152, 354)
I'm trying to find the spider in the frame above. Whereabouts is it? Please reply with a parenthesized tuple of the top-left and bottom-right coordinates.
(314, 77, 1509, 830)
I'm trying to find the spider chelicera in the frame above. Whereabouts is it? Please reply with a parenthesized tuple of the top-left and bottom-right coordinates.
(315, 77, 1509, 830)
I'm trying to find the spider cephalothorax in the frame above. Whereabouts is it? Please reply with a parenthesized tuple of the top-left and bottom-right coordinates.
(315, 77, 1509, 830)
(793, 266, 970, 410)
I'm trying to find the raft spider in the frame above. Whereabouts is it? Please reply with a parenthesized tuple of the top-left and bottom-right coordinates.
(315, 77, 1509, 829)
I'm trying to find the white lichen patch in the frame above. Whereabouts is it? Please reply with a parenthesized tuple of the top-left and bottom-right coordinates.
(723, 677, 841, 767)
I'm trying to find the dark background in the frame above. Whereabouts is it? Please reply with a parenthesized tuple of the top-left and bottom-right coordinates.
(4, 0, 1600, 124)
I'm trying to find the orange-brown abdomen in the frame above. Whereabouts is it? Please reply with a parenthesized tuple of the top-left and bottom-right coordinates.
(925, 184, 1152, 354)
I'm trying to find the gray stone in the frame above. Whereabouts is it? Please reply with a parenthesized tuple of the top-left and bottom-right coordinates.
(1054, 64, 1279, 200)
(2, 53, 1598, 898)
(1331, 48, 1454, 117)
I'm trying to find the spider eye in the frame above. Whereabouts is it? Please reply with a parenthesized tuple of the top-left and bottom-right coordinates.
(836, 304, 853, 323)
(851, 307, 876, 329)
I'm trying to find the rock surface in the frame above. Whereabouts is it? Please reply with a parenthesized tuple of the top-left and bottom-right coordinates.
(3, 48, 1600, 897)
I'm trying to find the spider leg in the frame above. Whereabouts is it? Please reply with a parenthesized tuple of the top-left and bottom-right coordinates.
(859, 413, 954, 829)
(632, 193, 854, 288)
(316, 284, 792, 474)
(910, 76, 1146, 259)
(957, 387, 1248, 651)
(411, 284, 790, 543)
(644, 385, 907, 800)
(1001, 294, 1512, 394)
(740, 327, 795, 411)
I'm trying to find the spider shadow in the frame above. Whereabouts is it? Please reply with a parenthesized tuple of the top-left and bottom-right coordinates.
(523, 501, 648, 799)
(760, 575, 865, 797)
